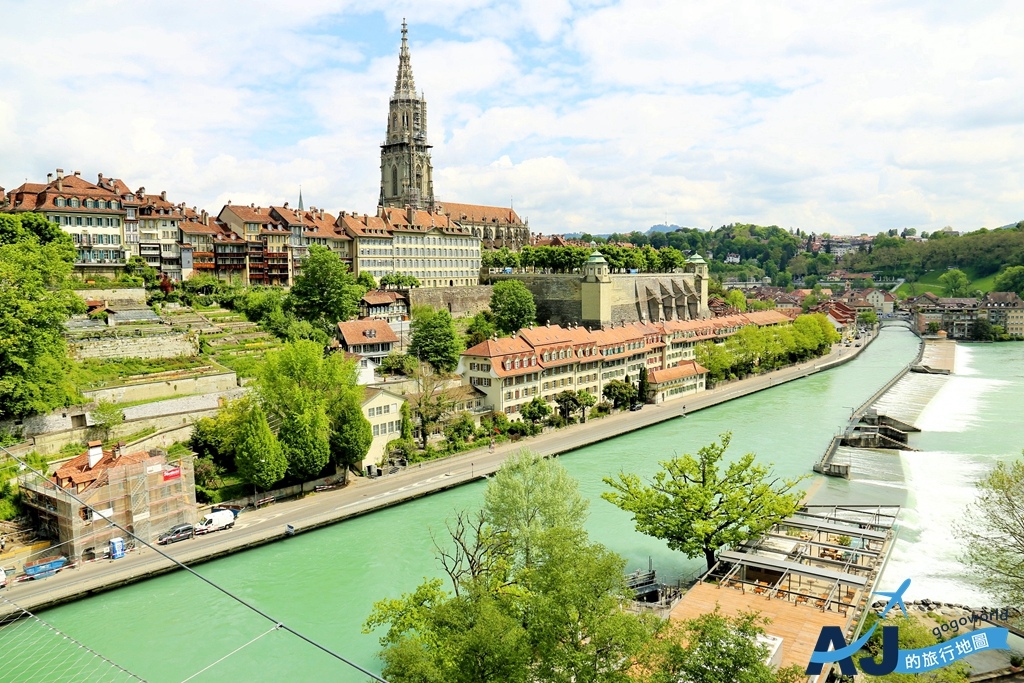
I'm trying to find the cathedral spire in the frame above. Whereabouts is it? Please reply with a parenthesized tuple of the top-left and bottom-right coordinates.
(393, 19, 417, 99)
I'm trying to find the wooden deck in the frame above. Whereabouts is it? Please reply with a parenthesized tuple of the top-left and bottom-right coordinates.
(670, 582, 849, 671)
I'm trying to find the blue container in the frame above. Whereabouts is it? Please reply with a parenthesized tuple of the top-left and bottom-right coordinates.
(109, 537, 126, 560)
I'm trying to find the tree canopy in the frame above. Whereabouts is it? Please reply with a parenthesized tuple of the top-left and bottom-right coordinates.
(490, 280, 536, 334)
(234, 403, 288, 490)
(603, 433, 806, 571)
(0, 212, 84, 420)
(287, 245, 365, 332)
(409, 308, 463, 373)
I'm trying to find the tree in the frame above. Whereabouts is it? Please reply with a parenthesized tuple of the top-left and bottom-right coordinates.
(927, 321, 941, 334)
(234, 403, 287, 491)
(725, 289, 747, 312)
(602, 379, 637, 409)
(858, 310, 879, 326)
(954, 457, 1024, 606)
(465, 311, 497, 347)
(856, 613, 968, 682)
(365, 450, 656, 683)
(637, 367, 649, 404)
(287, 245, 365, 332)
(553, 390, 581, 421)
(378, 352, 417, 376)
(641, 608, 805, 683)
(971, 317, 995, 341)
(399, 402, 413, 442)
(356, 271, 377, 290)
(994, 265, 1024, 296)
(280, 403, 331, 480)
(490, 280, 536, 334)
(520, 396, 551, 425)
(938, 268, 970, 297)
(410, 308, 463, 373)
(410, 363, 457, 450)
(603, 433, 806, 571)
(576, 390, 597, 422)
(0, 215, 84, 420)
(89, 400, 124, 442)
(330, 393, 373, 479)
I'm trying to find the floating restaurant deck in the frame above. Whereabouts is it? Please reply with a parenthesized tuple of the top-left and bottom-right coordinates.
(671, 504, 901, 675)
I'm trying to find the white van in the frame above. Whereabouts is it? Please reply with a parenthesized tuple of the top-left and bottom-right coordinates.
(194, 509, 236, 535)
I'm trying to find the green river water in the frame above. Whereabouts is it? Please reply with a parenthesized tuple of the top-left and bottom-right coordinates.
(11, 327, 1024, 681)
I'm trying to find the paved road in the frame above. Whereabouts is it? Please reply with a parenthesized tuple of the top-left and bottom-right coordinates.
(0, 338, 874, 618)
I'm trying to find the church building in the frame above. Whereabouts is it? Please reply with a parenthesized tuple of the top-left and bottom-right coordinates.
(378, 22, 530, 252)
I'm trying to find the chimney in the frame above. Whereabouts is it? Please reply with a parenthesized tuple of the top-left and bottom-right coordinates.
(160, 190, 167, 201)
(47, 173, 53, 183)
(57, 176, 63, 192)
(407, 206, 415, 225)
(201, 209, 208, 223)
(73, 170, 81, 177)
(97, 172, 104, 183)
(363, 214, 369, 225)
(56, 168, 64, 180)
(284, 202, 289, 209)
(87, 440, 104, 469)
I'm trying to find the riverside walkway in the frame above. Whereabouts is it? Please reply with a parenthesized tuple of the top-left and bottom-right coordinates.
(0, 339, 873, 618)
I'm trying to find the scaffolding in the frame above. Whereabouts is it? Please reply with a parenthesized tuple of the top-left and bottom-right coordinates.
(19, 451, 197, 562)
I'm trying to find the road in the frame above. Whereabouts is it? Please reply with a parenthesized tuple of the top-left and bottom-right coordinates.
(0, 337, 875, 618)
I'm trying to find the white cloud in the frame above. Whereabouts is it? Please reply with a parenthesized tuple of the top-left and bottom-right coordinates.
(1, 1, 1023, 235)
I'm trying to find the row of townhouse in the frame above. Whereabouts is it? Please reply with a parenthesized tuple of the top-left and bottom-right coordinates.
(909, 291, 1024, 338)
(457, 310, 791, 414)
(2, 170, 484, 287)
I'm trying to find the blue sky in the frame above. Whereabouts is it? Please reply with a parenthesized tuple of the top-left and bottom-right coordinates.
(2, 0, 1022, 235)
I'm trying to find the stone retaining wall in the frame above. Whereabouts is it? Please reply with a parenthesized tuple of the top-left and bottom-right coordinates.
(82, 370, 237, 404)
(407, 285, 493, 318)
(72, 287, 146, 304)
(70, 333, 199, 360)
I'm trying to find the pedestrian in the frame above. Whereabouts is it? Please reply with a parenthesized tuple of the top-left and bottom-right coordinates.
(1, 536, 6, 553)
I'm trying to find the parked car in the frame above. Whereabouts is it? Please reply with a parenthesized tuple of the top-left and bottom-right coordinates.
(630, 403, 643, 412)
(157, 523, 194, 545)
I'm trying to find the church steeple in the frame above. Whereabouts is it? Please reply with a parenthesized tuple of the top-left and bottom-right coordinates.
(380, 20, 434, 210)
(393, 20, 417, 99)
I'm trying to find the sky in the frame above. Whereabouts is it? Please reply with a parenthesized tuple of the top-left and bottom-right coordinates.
(1, 1, 1022, 236)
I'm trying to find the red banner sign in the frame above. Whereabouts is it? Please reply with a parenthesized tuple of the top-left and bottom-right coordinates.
(162, 466, 181, 481)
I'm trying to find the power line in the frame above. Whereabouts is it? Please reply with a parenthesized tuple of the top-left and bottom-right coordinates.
(0, 445, 389, 683)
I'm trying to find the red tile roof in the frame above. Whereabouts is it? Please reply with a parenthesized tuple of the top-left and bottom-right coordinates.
(649, 360, 708, 384)
(436, 201, 523, 225)
(53, 447, 153, 489)
(336, 319, 399, 346)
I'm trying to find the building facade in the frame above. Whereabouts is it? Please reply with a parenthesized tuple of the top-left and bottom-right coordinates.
(19, 443, 197, 561)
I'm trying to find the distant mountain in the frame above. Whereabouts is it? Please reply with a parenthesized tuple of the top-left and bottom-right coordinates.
(647, 224, 702, 234)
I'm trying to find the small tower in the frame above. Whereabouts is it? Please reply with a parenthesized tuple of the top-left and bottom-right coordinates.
(684, 253, 710, 317)
(581, 251, 612, 328)
(379, 20, 434, 210)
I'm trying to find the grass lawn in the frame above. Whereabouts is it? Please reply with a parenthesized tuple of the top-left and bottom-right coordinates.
(895, 268, 999, 298)
(74, 356, 210, 389)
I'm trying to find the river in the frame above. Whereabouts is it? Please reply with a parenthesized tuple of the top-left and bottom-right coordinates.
(10, 328, 1024, 682)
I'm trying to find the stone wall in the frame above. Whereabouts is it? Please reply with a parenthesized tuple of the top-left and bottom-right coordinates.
(70, 332, 199, 360)
(72, 288, 147, 304)
(488, 273, 707, 328)
(82, 370, 238, 404)
(408, 285, 493, 319)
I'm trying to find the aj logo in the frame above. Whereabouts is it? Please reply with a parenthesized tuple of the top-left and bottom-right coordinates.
(806, 578, 911, 676)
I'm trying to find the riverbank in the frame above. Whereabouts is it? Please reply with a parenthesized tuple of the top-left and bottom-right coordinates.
(1, 335, 885, 618)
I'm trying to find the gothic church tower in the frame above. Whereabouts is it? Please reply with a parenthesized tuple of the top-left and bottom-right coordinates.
(380, 21, 434, 210)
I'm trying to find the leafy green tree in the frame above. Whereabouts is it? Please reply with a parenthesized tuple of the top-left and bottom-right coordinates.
(637, 367, 649, 403)
(123, 255, 160, 288)
(927, 321, 941, 334)
(938, 268, 970, 297)
(520, 396, 551, 425)
(378, 352, 418, 376)
(994, 265, 1024, 296)
(399, 402, 414, 442)
(465, 311, 497, 347)
(365, 450, 656, 683)
(858, 310, 879, 326)
(234, 403, 287, 491)
(725, 288, 747, 312)
(603, 433, 806, 571)
(576, 390, 597, 422)
(280, 403, 331, 480)
(602, 379, 637, 409)
(410, 308, 463, 373)
(954, 456, 1024, 606)
(89, 400, 124, 442)
(330, 394, 372, 479)
(356, 271, 377, 290)
(490, 280, 536, 334)
(696, 341, 733, 383)
(642, 608, 806, 683)
(0, 214, 84, 420)
(410, 363, 456, 450)
(554, 390, 581, 420)
(287, 245, 365, 332)
(189, 396, 252, 469)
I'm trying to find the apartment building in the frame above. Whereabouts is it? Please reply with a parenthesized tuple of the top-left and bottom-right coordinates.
(980, 291, 1024, 337)
(458, 311, 790, 416)
(2, 169, 127, 276)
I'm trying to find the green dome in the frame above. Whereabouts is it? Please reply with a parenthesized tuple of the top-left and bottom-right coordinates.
(686, 253, 707, 265)
(587, 251, 608, 263)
